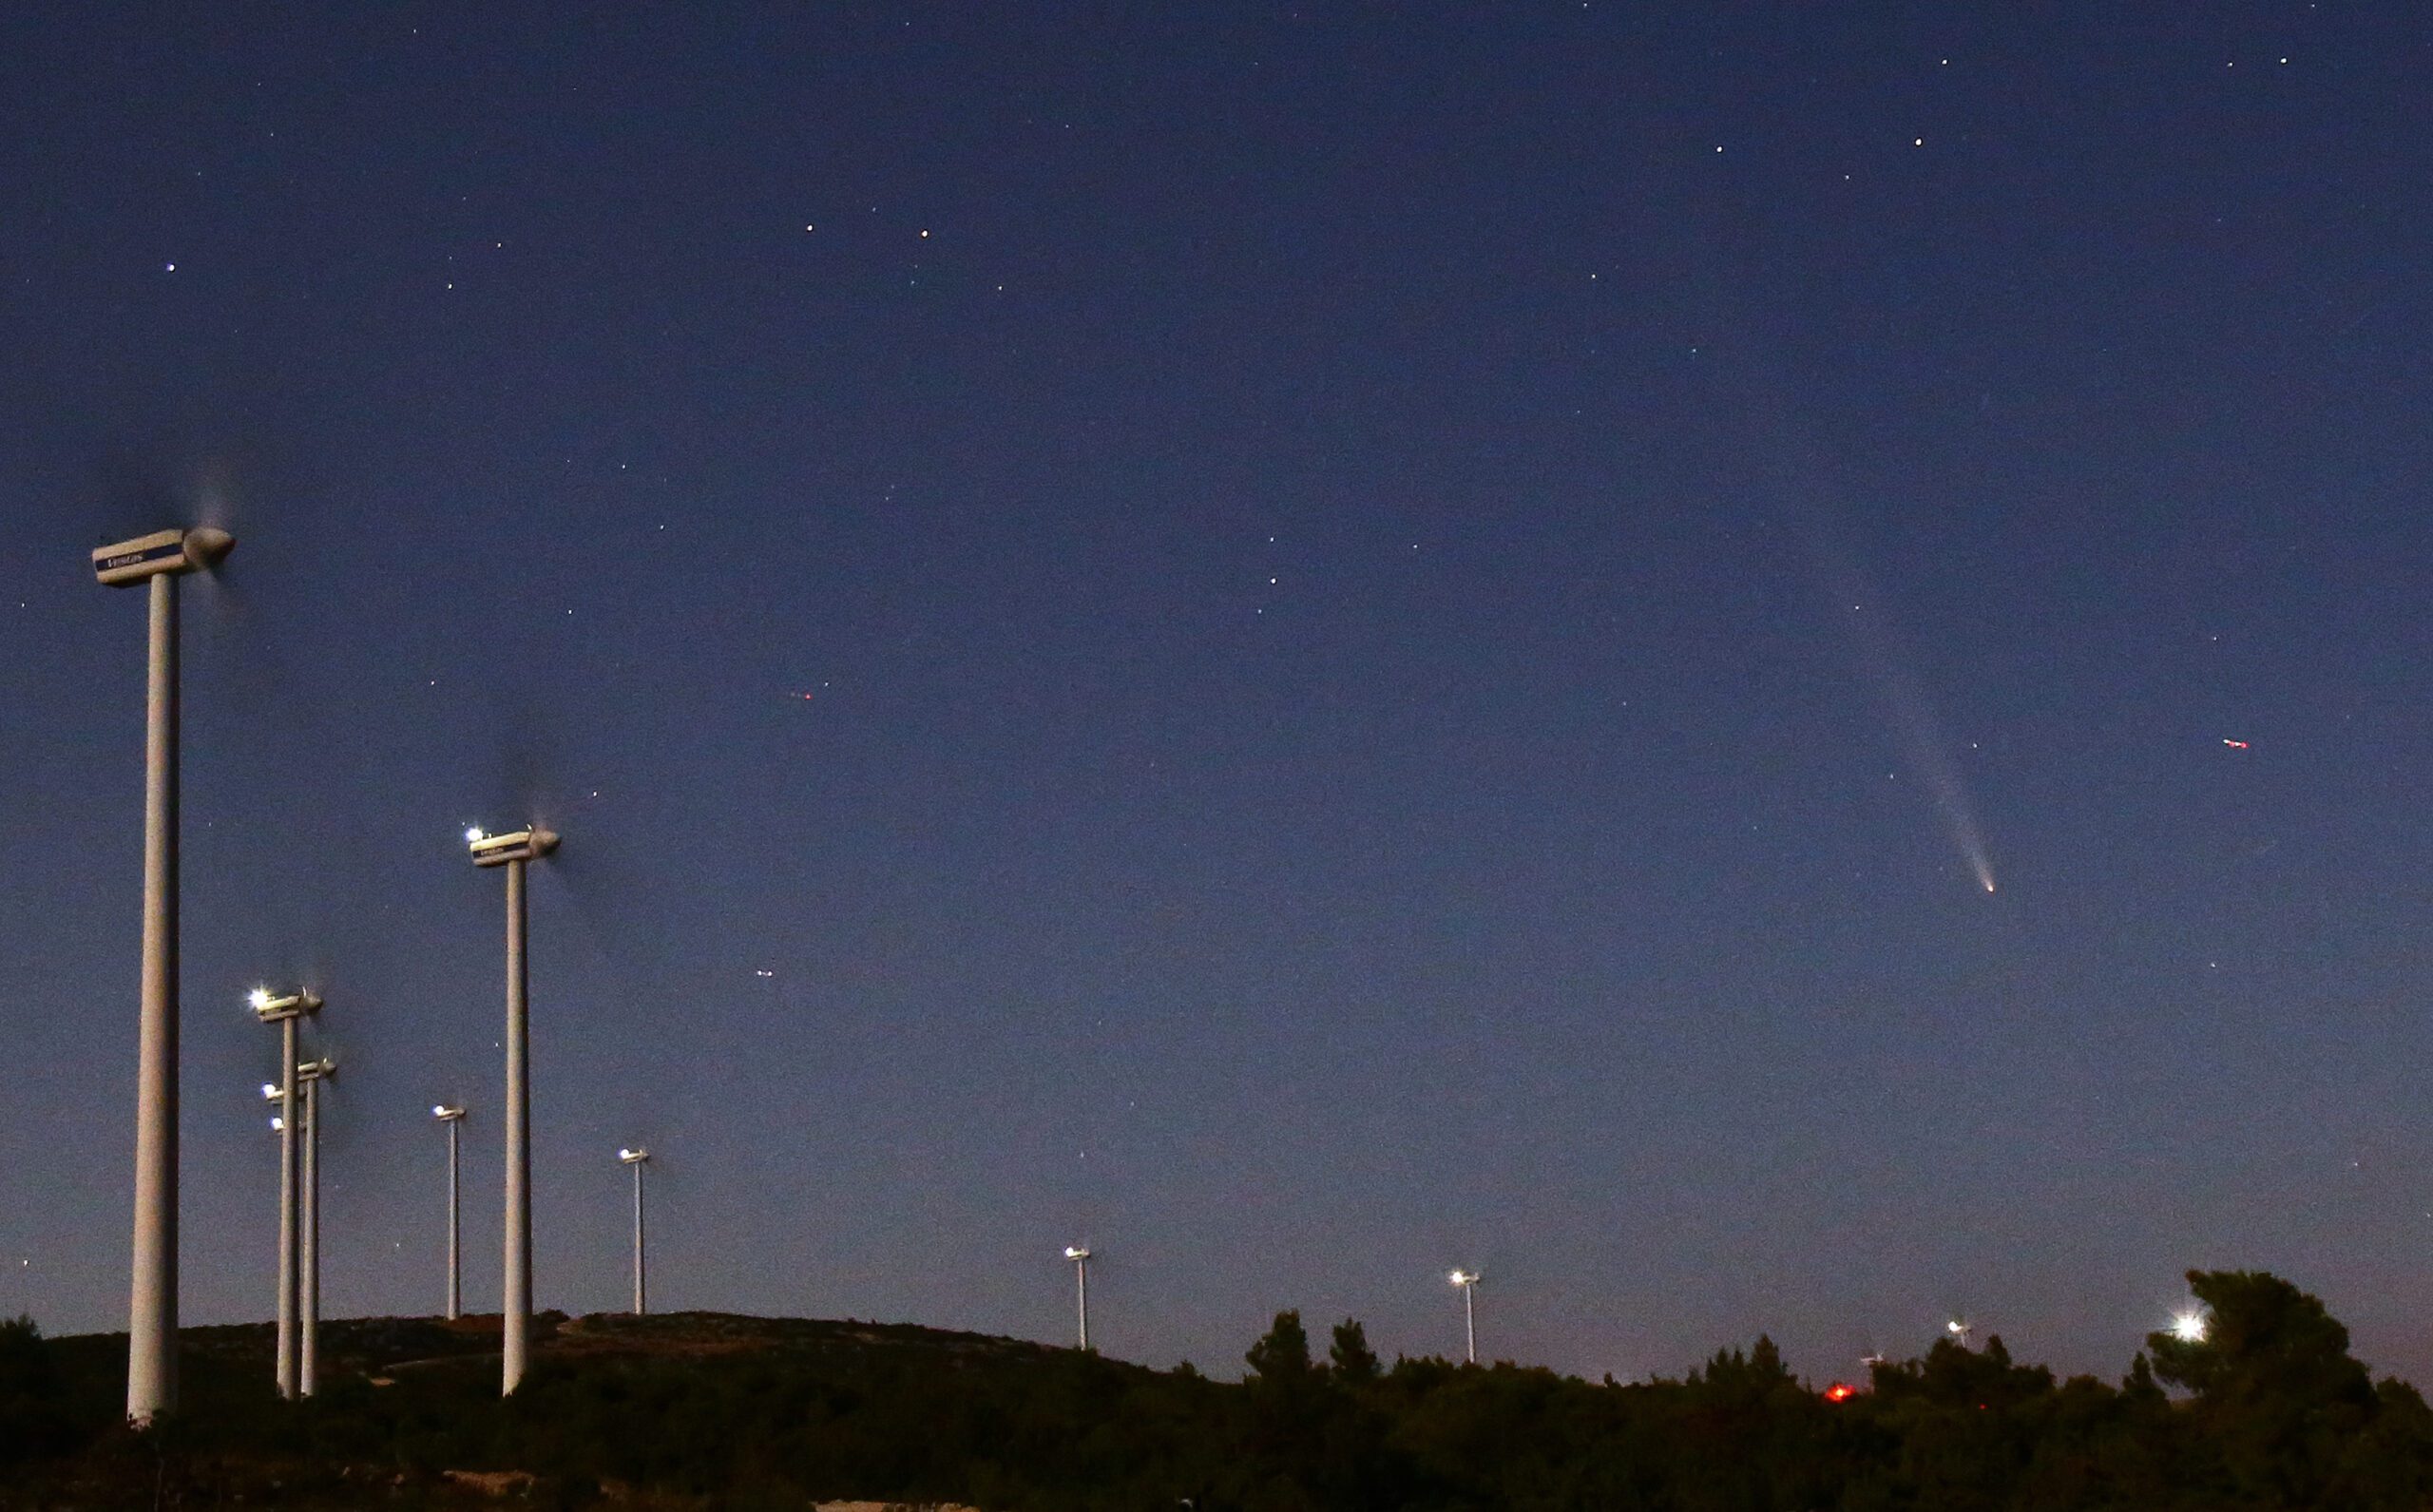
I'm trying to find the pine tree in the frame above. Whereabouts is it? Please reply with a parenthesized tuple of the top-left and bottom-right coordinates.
(1246, 1311, 1313, 1382)
(1330, 1318, 1380, 1383)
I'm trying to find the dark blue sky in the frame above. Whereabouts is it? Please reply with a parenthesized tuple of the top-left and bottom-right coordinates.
(6, 2, 2433, 1388)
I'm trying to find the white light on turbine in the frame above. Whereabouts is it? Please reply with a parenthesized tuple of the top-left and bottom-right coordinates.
(465, 827, 486, 843)
(248, 986, 274, 1010)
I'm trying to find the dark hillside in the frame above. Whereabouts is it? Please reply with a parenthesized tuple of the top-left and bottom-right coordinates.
(7, 1272, 2433, 1511)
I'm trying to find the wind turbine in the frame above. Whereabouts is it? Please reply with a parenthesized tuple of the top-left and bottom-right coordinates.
(1448, 1271, 1483, 1365)
(618, 1148, 650, 1315)
(249, 986, 319, 1398)
(1063, 1246, 1092, 1350)
(90, 522, 233, 1422)
(296, 1056, 336, 1396)
(466, 823, 558, 1394)
(432, 1106, 467, 1319)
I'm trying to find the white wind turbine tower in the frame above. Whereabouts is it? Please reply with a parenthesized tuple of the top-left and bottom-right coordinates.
(1448, 1271, 1483, 1365)
(466, 823, 559, 1395)
(1063, 1246, 1093, 1350)
(432, 1106, 468, 1319)
(618, 1148, 650, 1315)
(90, 522, 233, 1422)
(295, 1055, 336, 1396)
(250, 986, 319, 1398)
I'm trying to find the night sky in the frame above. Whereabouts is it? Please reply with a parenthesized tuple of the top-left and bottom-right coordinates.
(6, 3, 2433, 1390)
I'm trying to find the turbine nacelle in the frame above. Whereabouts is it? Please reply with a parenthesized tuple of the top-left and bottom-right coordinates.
(92, 526, 234, 585)
(469, 825, 560, 867)
(249, 986, 322, 1024)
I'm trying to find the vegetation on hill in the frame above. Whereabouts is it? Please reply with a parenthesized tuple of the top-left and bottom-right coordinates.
(5, 1270, 2430, 1510)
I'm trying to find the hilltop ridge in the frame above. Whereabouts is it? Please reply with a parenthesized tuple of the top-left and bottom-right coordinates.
(10, 1273, 2433, 1511)
(51, 1307, 1081, 1382)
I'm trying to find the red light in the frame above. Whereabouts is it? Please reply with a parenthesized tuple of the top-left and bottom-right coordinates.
(1824, 1383, 1857, 1402)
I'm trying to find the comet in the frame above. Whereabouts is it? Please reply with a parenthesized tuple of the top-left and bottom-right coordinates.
(1810, 545, 1998, 896)
(1862, 660, 1999, 894)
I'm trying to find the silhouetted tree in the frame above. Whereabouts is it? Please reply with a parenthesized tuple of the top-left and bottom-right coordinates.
(2147, 1270, 2371, 1410)
(1245, 1311, 1312, 1383)
(0, 1314, 71, 1465)
(2148, 1269, 2388, 1508)
(2122, 1350, 2163, 1407)
(1329, 1318, 1379, 1384)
